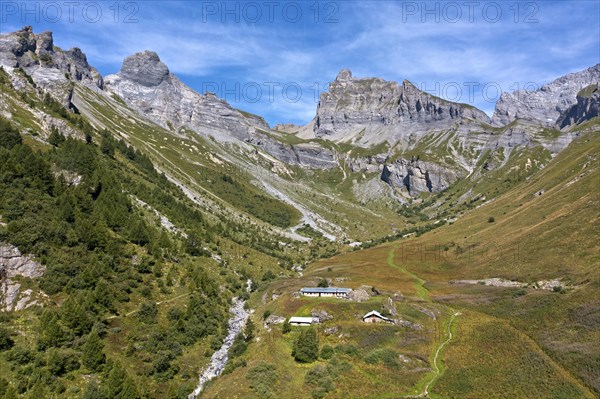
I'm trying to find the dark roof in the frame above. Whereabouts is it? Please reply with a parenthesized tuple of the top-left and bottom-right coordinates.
(300, 287, 351, 294)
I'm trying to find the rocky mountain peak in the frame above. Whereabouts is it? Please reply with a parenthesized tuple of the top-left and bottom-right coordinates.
(336, 68, 353, 81)
(35, 31, 53, 54)
(492, 64, 600, 127)
(0, 27, 103, 104)
(313, 71, 490, 146)
(119, 50, 170, 87)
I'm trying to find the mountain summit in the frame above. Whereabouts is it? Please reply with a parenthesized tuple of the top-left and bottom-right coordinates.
(119, 50, 171, 87)
(307, 69, 491, 147)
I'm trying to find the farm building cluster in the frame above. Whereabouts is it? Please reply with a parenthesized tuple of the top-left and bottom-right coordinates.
(288, 286, 395, 326)
(300, 287, 352, 297)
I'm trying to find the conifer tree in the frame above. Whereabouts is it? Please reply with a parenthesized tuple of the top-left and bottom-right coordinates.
(82, 328, 105, 371)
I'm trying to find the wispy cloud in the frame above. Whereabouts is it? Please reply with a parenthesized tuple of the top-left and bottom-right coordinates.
(3, 0, 598, 125)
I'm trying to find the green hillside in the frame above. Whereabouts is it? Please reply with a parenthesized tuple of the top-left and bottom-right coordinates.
(203, 124, 599, 398)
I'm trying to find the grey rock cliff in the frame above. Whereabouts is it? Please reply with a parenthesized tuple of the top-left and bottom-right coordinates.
(105, 51, 338, 169)
(492, 64, 600, 127)
(312, 69, 490, 147)
(0, 26, 103, 105)
(556, 84, 600, 128)
(381, 158, 460, 197)
(0, 243, 46, 312)
(105, 51, 265, 142)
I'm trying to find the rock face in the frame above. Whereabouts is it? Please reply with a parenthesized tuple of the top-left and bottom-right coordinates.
(105, 51, 340, 169)
(119, 51, 169, 87)
(0, 26, 103, 103)
(0, 243, 46, 312)
(105, 51, 263, 142)
(556, 84, 600, 128)
(382, 158, 460, 197)
(492, 64, 600, 127)
(311, 69, 490, 147)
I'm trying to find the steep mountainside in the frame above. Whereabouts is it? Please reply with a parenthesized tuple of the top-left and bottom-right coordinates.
(309, 69, 490, 146)
(0, 26, 598, 399)
(492, 64, 600, 126)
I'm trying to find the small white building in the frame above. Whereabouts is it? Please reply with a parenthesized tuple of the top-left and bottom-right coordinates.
(300, 287, 352, 298)
(289, 316, 313, 326)
(362, 310, 394, 324)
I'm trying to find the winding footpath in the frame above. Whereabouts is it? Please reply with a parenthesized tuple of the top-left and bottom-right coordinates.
(417, 310, 461, 398)
(188, 298, 250, 399)
(387, 248, 460, 398)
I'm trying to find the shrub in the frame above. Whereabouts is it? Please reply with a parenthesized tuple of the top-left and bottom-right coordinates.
(364, 348, 401, 369)
(305, 364, 334, 399)
(320, 344, 334, 360)
(246, 362, 277, 399)
(488, 216, 495, 223)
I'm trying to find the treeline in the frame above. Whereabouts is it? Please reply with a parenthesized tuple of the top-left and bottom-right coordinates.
(0, 118, 233, 398)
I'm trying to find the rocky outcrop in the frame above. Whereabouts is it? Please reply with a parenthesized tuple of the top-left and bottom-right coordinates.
(492, 64, 600, 127)
(104, 51, 341, 170)
(556, 84, 600, 128)
(0, 26, 103, 104)
(310, 309, 333, 322)
(381, 158, 460, 197)
(311, 69, 490, 147)
(105, 51, 265, 142)
(0, 243, 46, 312)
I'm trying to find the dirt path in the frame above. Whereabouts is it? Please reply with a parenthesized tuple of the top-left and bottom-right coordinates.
(416, 310, 460, 398)
(387, 248, 459, 398)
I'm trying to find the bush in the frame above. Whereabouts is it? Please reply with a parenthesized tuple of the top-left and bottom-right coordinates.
(488, 216, 495, 223)
(246, 362, 277, 399)
(364, 348, 401, 369)
(320, 344, 334, 360)
(305, 364, 334, 399)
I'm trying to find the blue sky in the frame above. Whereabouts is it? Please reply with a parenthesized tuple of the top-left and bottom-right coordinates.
(2, 1, 599, 126)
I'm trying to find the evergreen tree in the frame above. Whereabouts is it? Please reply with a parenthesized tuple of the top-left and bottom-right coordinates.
(26, 382, 46, 399)
(128, 219, 150, 246)
(48, 126, 66, 147)
(82, 329, 105, 371)
(100, 134, 114, 158)
(0, 328, 13, 351)
(37, 309, 63, 349)
(244, 319, 255, 342)
(104, 361, 139, 399)
(60, 294, 92, 336)
(0, 118, 22, 149)
(292, 328, 319, 363)
(282, 320, 291, 334)
(82, 381, 104, 399)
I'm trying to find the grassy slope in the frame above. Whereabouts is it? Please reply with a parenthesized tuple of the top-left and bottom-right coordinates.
(205, 125, 599, 398)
